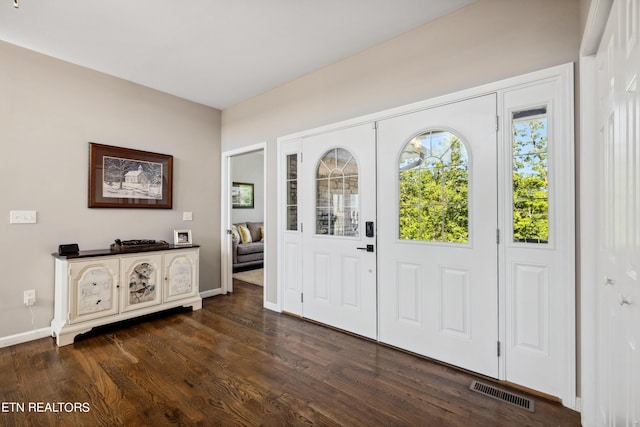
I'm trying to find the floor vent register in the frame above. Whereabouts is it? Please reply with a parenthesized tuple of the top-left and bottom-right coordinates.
(469, 380, 535, 412)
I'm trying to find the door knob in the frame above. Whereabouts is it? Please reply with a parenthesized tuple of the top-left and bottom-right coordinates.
(357, 244, 374, 252)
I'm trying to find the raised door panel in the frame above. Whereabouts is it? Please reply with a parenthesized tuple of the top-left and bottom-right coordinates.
(312, 252, 331, 302)
(340, 255, 361, 309)
(397, 262, 422, 325)
(120, 254, 162, 312)
(164, 250, 199, 303)
(69, 258, 119, 324)
(282, 241, 302, 312)
(512, 263, 549, 354)
(440, 267, 471, 340)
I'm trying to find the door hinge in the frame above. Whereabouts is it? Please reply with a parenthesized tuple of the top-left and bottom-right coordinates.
(497, 341, 501, 357)
(496, 228, 500, 244)
(300, 223, 303, 233)
(301, 293, 304, 303)
(496, 115, 499, 132)
(300, 152, 303, 163)
(372, 122, 378, 130)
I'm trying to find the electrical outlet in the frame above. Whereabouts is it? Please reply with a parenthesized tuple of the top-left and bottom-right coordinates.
(24, 289, 36, 306)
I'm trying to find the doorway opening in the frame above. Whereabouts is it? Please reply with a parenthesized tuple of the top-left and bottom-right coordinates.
(221, 143, 267, 301)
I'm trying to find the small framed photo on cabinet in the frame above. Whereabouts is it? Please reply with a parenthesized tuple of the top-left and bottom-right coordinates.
(174, 229, 192, 246)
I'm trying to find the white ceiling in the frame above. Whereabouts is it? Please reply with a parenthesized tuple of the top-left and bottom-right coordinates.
(0, 0, 475, 109)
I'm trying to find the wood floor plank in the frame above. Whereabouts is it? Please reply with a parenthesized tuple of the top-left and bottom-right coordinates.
(152, 315, 341, 425)
(0, 281, 580, 426)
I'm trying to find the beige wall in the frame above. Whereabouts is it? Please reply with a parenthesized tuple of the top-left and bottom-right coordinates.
(221, 0, 581, 304)
(0, 41, 221, 340)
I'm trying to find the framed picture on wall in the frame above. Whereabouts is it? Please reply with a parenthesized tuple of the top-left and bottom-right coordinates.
(88, 143, 173, 208)
(232, 182, 254, 209)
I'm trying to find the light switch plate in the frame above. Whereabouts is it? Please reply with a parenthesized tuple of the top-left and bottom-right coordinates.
(183, 211, 193, 221)
(10, 210, 37, 224)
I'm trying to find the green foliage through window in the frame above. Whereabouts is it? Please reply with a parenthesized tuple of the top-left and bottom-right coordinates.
(398, 131, 469, 243)
(512, 108, 549, 244)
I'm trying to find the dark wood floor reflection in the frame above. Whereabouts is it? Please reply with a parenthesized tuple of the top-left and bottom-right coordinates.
(0, 281, 580, 426)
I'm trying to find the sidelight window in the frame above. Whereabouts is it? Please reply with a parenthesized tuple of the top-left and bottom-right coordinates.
(286, 154, 298, 231)
(316, 148, 359, 236)
(512, 107, 549, 244)
(398, 130, 469, 243)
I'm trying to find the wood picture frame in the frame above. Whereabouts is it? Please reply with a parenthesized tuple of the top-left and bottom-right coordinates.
(89, 143, 173, 208)
(232, 182, 254, 209)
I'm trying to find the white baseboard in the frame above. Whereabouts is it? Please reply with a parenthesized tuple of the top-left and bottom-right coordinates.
(1, 290, 224, 348)
(0, 327, 52, 349)
(200, 288, 225, 299)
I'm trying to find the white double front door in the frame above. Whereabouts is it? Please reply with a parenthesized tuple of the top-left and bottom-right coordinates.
(301, 94, 498, 377)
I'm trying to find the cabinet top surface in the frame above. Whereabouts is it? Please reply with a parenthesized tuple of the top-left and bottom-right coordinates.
(52, 244, 200, 260)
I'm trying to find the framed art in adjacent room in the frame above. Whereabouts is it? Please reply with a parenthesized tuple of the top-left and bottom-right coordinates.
(232, 182, 254, 209)
(88, 142, 173, 208)
(174, 229, 192, 246)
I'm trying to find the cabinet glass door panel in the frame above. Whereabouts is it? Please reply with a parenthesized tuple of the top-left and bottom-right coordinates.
(164, 250, 198, 302)
(69, 258, 119, 324)
(121, 254, 163, 312)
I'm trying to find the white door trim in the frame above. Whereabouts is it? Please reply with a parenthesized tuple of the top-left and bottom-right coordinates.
(578, 1, 613, 423)
(578, 54, 598, 425)
(221, 142, 267, 303)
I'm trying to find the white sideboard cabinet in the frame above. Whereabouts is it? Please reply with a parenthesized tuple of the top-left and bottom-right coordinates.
(51, 245, 201, 346)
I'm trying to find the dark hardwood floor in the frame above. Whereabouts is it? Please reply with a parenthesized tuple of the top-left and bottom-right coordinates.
(0, 281, 580, 426)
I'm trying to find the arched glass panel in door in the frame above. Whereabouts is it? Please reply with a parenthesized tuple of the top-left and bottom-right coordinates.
(399, 130, 469, 243)
(316, 148, 359, 236)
